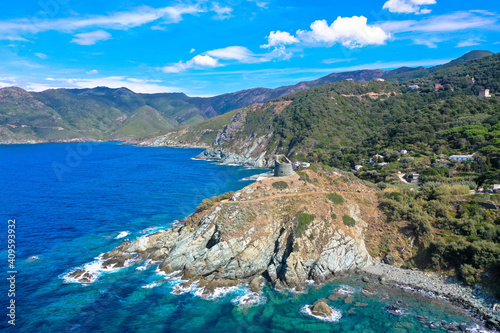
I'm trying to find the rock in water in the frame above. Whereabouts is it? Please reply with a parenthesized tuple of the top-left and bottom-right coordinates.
(383, 254, 395, 265)
(311, 302, 333, 318)
(248, 276, 264, 293)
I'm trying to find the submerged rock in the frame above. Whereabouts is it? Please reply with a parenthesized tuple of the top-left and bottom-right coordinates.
(68, 269, 96, 283)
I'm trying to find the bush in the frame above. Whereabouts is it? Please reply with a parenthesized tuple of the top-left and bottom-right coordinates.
(327, 193, 344, 205)
(196, 198, 215, 212)
(272, 181, 289, 190)
(296, 171, 310, 182)
(331, 213, 337, 219)
(195, 191, 235, 212)
(342, 215, 356, 227)
(295, 212, 315, 236)
(459, 264, 478, 285)
(408, 215, 432, 238)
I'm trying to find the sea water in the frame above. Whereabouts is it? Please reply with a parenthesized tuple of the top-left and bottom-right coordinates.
(0, 142, 485, 332)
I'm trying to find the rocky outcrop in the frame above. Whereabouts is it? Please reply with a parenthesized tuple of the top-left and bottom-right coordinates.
(213, 110, 247, 146)
(310, 301, 333, 318)
(69, 169, 382, 290)
(195, 146, 275, 168)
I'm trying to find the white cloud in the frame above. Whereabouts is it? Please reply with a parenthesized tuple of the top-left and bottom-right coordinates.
(322, 57, 356, 64)
(26, 76, 178, 94)
(261, 31, 299, 48)
(0, 4, 228, 41)
(159, 45, 291, 73)
(0, 35, 28, 41)
(296, 16, 390, 48)
(379, 11, 498, 33)
(160, 55, 219, 73)
(206, 46, 254, 61)
(247, 0, 268, 8)
(0, 77, 16, 88)
(35, 53, 47, 59)
(413, 38, 439, 48)
(211, 3, 233, 20)
(86, 69, 99, 75)
(383, 0, 436, 14)
(71, 30, 111, 45)
(456, 38, 482, 47)
(192, 55, 218, 67)
(190, 48, 196, 53)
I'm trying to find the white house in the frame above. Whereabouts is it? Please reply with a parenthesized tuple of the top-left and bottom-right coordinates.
(369, 154, 384, 163)
(301, 162, 311, 168)
(479, 89, 491, 97)
(409, 85, 420, 90)
(354, 165, 363, 171)
(375, 78, 385, 82)
(400, 150, 407, 155)
(449, 154, 474, 162)
(493, 184, 500, 193)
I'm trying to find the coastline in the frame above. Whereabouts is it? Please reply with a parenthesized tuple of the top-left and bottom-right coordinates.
(361, 263, 500, 330)
(7, 140, 498, 330)
(0, 138, 107, 145)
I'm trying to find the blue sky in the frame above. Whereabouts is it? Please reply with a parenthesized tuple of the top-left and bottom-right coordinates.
(0, 0, 499, 96)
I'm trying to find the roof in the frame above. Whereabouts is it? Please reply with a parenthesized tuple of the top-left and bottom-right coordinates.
(450, 154, 473, 158)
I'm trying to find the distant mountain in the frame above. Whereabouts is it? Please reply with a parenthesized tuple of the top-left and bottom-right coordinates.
(384, 50, 494, 82)
(0, 50, 493, 143)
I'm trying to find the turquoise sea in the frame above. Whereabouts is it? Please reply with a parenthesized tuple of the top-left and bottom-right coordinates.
(0, 142, 486, 332)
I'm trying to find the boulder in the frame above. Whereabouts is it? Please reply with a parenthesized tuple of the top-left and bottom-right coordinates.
(383, 254, 395, 265)
(310, 301, 333, 318)
(248, 276, 264, 293)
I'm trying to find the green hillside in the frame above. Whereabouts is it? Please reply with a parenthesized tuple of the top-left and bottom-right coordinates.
(385, 50, 494, 82)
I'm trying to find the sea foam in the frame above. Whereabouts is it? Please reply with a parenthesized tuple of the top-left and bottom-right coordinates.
(115, 231, 130, 239)
(300, 305, 342, 322)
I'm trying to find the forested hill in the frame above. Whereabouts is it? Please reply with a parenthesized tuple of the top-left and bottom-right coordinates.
(168, 51, 500, 171)
(0, 50, 492, 144)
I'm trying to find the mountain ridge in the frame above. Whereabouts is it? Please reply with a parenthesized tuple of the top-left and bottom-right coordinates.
(0, 50, 493, 144)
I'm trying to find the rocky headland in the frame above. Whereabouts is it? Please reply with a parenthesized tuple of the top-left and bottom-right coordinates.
(67, 167, 500, 330)
(69, 168, 380, 290)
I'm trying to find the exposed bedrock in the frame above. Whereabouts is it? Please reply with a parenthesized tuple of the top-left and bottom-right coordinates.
(71, 170, 378, 290)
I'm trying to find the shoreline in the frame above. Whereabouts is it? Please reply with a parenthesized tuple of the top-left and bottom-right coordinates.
(9, 140, 499, 329)
(361, 263, 500, 330)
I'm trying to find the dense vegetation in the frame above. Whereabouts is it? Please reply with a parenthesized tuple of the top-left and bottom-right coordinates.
(268, 52, 500, 170)
(379, 184, 500, 295)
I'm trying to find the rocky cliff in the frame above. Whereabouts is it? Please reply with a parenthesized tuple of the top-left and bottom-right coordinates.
(194, 101, 292, 168)
(68, 168, 389, 291)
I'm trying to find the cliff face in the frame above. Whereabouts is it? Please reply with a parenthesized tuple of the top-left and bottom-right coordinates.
(195, 101, 292, 168)
(69, 169, 385, 291)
